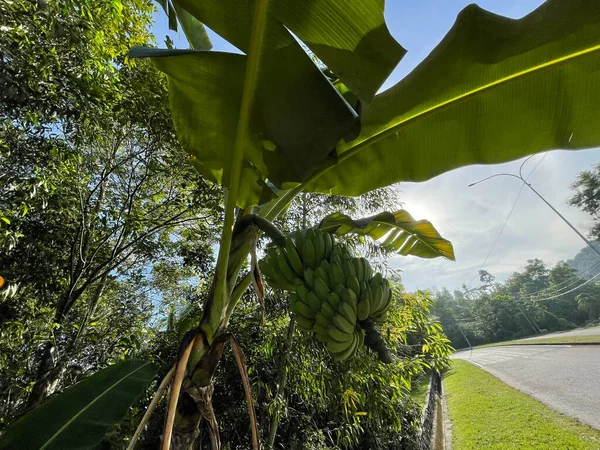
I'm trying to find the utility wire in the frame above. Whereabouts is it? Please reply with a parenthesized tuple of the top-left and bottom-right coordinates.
(526, 269, 600, 302)
(466, 154, 547, 290)
(519, 259, 600, 300)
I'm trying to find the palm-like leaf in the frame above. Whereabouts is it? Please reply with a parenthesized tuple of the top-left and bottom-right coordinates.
(146, 0, 600, 208)
(318, 210, 455, 260)
(0, 360, 157, 450)
(136, 0, 403, 207)
(307, 1, 600, 196)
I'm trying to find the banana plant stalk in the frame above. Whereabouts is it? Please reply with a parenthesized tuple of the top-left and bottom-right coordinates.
(161, 2, 279, 447)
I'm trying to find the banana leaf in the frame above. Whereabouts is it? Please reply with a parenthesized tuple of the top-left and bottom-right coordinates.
(151, 0, 600, 207)
(318, 210, 455, 260)
(172, 0, 404, 102)
(0, 360, 157, 450)
(306, 0, 600, 196)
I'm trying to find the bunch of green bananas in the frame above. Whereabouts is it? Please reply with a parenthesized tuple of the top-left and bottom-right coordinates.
(259, 228, 394, 362)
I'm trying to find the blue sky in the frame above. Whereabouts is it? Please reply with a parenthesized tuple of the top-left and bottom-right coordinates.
(151, 1, 600, 292)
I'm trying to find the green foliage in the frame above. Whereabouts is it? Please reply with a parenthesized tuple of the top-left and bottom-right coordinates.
(0, 360, 157, 450)
(569, 163, 600, 240)
(145, 0, 600, 206)
(0, 0, 221, 423)
(431, 255, 600, 349)
(201, 287, 450, 450)
(318, 210, 455, 260)
(446, 360, 600, 450)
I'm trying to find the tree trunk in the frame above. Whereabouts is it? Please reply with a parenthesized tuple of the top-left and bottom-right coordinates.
(265, 317, 296, 450)
(26, 276, 109, 408)
(26, 342, 63, 408)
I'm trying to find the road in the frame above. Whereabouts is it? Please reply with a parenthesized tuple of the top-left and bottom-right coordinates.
(453, 345, 600, 429)
(520, 325, 600, 341)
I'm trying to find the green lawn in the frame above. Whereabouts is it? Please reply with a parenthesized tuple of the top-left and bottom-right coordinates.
(445, 360, 600, 450)
(477, 334, 600, 348)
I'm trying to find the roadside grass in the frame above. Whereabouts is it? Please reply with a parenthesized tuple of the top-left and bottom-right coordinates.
(445, 360, 600, 450)
(477, 334, 600, 348)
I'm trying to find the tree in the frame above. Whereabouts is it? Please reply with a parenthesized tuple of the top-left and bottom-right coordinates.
(0, 0, 222, 415)
(569, 163, 600, 240)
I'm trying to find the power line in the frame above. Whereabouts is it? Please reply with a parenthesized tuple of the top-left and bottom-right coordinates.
(466, 154, 547, 290)
(526, 269, 600, 302)
(522, 260, 600, 300)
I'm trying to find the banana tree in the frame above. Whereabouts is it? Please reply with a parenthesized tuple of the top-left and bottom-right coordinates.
(128, 0, 600, 448)
(4, 1, 594, 449)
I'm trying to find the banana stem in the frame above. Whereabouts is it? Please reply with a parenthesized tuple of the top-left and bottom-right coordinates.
(235, 214, 286, 246)
(359, 318, 393, 364)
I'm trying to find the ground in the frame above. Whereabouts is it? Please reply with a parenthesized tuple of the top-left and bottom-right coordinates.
(445, 359, 600, 450)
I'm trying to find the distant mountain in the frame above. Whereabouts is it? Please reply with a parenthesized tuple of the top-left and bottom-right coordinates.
(567, 241, 600, 279)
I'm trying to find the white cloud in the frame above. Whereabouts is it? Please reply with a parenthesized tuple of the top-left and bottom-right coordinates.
(393, 149, 600, 292)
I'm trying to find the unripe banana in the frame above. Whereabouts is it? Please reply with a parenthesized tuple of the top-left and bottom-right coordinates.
(295, 315, 314, 331)
(306, 291, 322, 312)
(330, 262, 345, 286)
(315, 265, 331, 288)
(285, 239, 304, 277)
(320, 302, 336, 319)
(357, 297, 371, 321)
(322, 231, 333, 260)
(333, 314, 355, 334)
(338, 301, 357, 326)
(370, 284, 384, 315)
(341, 288, 358, 313)
(327, 292, 341, 309)
(330, 254, 342, 267)
(370, 272, 384, 287)
(352, 258, 364, 282)
(260, 258, 295, 290)
(356, 328, 365, 349)
(347, 276, 361, 298)
(327, 335, 354, 354)
(290, 294, 315, 319)
(315, 311, 330, 328)
(313, 277, 330, 302)
(342, 259, 356, 280)
(295, 282, 309, 301)
(313, 231, 325, 265)
(312, 323, 330, 342)
(328, 326, 353, 343)
(304, 268, 315, 288)
(361, 258, 373, 280)
(277, 252, 298, 284)
(332, 332, 359, 361)
(373, 284, 392, 316)
(313, 323, 329, 336)
(302, 237, 317, 269)
(334, 284, 346, 298)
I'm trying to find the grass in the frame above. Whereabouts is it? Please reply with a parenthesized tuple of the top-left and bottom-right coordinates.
(445, 360, 600, 450)
(477, 334, 600, 348)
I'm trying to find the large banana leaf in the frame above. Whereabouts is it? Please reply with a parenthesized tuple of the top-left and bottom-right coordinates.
(149, 0, 362, 197)
(142, 0, 404, 206)
(172, 0, 404, 103)
(318, 210, 455, 260)
(305, 0, 600, 196)
(0, 360, 157, 450)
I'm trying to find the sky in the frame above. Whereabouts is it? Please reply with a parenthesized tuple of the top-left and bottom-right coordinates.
(151, 1, 600, 292)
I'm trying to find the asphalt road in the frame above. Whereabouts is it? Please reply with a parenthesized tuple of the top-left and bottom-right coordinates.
(453, 345, 600, 429)
(520, 325, 600, 341)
